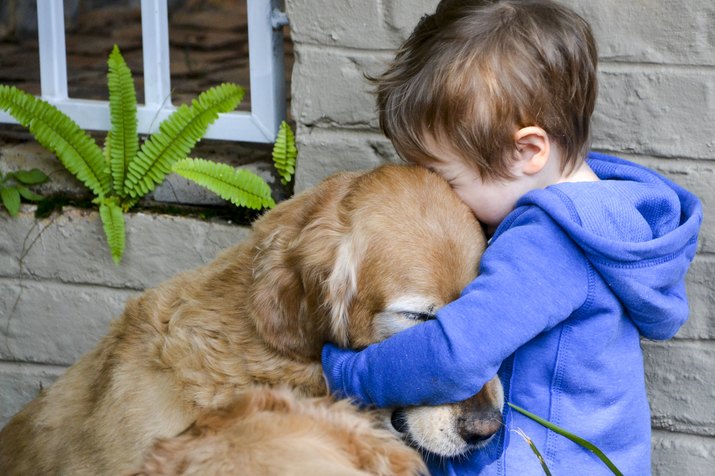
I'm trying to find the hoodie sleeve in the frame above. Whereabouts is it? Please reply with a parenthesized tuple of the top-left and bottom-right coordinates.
(322, 208, 592, 408)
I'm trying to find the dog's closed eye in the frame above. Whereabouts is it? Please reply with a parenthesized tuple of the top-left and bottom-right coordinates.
(399, 312, 435, 322)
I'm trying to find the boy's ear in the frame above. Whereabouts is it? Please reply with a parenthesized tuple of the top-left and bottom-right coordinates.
(514, 126, 550, 175)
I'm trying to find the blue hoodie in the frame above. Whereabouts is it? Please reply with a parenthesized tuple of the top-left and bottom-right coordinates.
(322, 153, 702, 475)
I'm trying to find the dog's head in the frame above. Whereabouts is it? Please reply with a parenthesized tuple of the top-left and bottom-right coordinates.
(249, 164, 503, 456)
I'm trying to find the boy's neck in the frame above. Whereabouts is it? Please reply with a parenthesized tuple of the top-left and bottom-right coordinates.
(557, 159, 600, 184)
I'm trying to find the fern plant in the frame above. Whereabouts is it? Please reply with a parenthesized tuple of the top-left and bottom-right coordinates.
(0, 45, 296, 264)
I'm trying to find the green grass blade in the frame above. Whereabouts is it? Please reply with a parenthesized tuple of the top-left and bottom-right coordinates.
(173, 158, 275, 210)
(0, 85, 110, 198)
(124, 83, 245, 198)
(107, 45, 139, 196)
(99, 200, 126, 264)
(272, 121, 296, 185)
(513, 428, 552, 476)
(508, 403, 624, 476)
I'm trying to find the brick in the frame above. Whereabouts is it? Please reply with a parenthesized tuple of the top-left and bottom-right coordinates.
(291, 46, 392, 129)
(286, 0, 436, 50)
(592, 67, 715, 160)
(0, 207, 250, 289)
(563, 0, 715, 65)
(0, 279, 134, 365)
(643, 340, 715, 437)
(294, 127, 398, 192)
(0, 362, 66, 428)
(679, 257, 715, 340)
(652, 430, 715, 476)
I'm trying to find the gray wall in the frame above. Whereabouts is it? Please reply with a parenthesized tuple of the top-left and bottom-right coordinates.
(286, 0, 714, 474)
(0, 1, 712, 474)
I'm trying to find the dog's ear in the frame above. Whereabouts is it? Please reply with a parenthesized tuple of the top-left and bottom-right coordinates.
(248, 173, 360, 358)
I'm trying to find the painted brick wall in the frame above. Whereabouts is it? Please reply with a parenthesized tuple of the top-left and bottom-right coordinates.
(0, 1, 712, 473)
(286, 0, 714, 473)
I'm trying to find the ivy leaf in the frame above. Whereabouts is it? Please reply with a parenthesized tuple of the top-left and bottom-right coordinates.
(11, 168, 49, 185)
(1, 186, 21, 216)
(17, 185, 44, 201)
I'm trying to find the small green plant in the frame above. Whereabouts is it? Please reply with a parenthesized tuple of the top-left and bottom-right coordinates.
(508, 402, 624, 476)
(0, 168, 48, 216)
(0, 45, 296, 264)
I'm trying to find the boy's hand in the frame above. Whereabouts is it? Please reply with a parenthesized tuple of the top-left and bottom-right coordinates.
(321, 342, 358, 400)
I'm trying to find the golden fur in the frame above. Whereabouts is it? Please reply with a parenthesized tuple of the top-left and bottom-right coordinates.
(131, 387, 423, 476)
(0, 165, 500, 475)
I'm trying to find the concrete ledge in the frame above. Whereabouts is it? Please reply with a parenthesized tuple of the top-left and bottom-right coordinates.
(0, 206, 251, 289)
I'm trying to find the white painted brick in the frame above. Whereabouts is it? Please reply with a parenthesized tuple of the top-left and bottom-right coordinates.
(593, 67, 715, 160)
(680, 257, 715, 340)
(295, 127, 398, 192)
(0, 362, 66, 429)
(0, 279, 134, 365)
(0, 207, 250, 289)
(563, 0, 715, 65)
(286, 0, 438, 50)
(643, 340, 715, 437)
(652, 430, 715, 476)
(291, 46, 392, 129)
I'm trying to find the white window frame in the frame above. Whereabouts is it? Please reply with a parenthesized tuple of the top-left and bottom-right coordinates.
(0, 0, 288, 143)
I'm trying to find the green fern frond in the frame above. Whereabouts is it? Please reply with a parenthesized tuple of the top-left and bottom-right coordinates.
(0, 85, 110, 198)
(103, 131, 112, 168)
(124, 83, 245, 198)
(99, 200, 126, 265)
(272, 121, 297, 185)
(173, 158, 275, 210)
(107, 45, 138, 197)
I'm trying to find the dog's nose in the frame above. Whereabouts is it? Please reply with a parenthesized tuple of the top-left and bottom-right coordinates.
(390, 408, 409, 433)
(457, 410, 502, 446)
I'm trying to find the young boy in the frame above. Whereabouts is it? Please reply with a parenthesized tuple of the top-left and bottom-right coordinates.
(321, 0, 703, 474)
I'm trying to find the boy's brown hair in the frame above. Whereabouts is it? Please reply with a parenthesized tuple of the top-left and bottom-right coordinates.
(370, 0, 598, 180)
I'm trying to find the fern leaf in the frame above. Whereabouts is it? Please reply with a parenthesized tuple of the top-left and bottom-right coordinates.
(173, 158, 275, 210)
(99, 200, 126, 264)
(272, 121, 297, 185)
(0, 85, 110, 198)
(124, 83, 245, 198)
(107, 45, 139, 196)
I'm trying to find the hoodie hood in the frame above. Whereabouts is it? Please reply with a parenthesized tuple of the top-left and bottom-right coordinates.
(517, 152, 703, 339)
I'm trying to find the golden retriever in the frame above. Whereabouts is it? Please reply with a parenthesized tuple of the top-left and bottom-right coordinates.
(0, 165, 503, 475)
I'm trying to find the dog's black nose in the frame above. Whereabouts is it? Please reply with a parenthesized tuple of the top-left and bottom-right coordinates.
(458, 411, 502, 446)
(391, 408, 409, 434)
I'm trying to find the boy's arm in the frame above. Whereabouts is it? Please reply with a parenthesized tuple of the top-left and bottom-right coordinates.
(322, 209, 591, 408)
